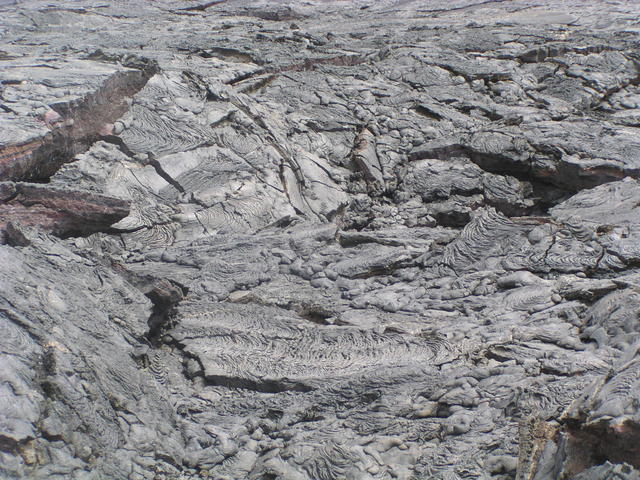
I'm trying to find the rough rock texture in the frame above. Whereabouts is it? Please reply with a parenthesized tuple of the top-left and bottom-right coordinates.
(1, 1, 640, 479)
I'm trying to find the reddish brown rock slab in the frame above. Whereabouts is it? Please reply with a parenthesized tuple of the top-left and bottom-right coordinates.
(0, 182, 129, 243)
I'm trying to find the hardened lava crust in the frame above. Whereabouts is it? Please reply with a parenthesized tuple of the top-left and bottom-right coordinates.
(1, 1, 640, 479)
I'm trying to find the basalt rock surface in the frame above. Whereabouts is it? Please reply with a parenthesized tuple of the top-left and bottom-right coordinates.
(1, 1, 640, 479)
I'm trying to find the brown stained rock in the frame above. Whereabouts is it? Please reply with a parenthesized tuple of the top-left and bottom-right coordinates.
(563, 420, 640, 476)
(0, 182, 129, 242)
(0, 136, 50, 181)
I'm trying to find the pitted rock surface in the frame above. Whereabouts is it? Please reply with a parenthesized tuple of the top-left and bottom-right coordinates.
(2, 1, 640, 479)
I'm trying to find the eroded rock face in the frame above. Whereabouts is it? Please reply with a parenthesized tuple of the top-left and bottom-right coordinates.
(2, 1, 640, 479)
(0, 182, 130, 243)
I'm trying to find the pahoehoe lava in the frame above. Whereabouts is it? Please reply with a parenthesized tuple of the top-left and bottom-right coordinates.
(1, 1, 640, 479)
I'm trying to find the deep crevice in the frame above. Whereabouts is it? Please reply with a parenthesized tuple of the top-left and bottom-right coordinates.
(0, 55, 158, 182)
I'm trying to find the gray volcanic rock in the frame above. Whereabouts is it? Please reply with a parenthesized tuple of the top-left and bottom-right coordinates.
(1, 1, 640, 479)
(0, 55, 156, 181)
